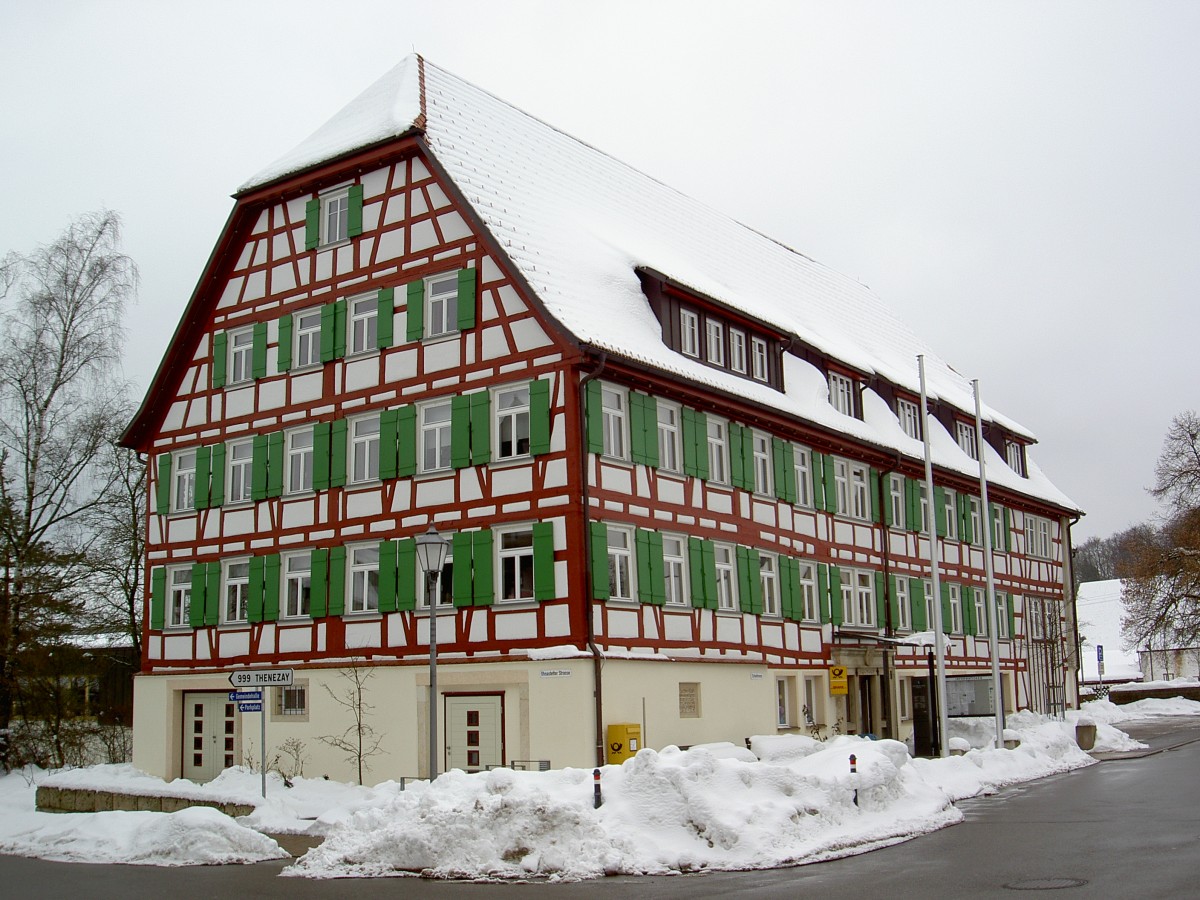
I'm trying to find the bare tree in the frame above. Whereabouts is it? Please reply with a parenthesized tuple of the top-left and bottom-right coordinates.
(318, 661, 384, 784)
(85, 437, 145, 658)
(0, 211, 136, 767)
(1151, 411, 1200, 513)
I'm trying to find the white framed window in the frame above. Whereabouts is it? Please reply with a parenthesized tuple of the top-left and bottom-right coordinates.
(224, 559, 250, 624)
(895, 577, 911, 631)
(834, 459, 870, 520)
(286, 427, 314, 494)
(793, 446, 812, 507)
(321, 188, 351, 245)
(283, 552, 311, 619)
(918, 483, 931, 534)
(707, 418, 728, 485)
(662, 535, 688, 606)
(293, 307, 322, 369)
(752, 431, 772, 496)
(495, 385, 531, 460)
(226, 439, 253, 505)
(924, 578, 935, 630)
(760, 552, 779, 617)
(656, 401, 681, 473)
(956, 421, 978, 460)
(420, 400, 453, 472)
(349, 414, 380, 484)
(347, 544, 379, 613)
(425, 272, 459, 339)
(948, 583, 963, 634)
(1024, 514, 1053, 559)
(729, 329, 747, 374)
(680, 309, 700, 357)
(228, 327, 254, 385)
(498, 527, 535, 602)
(1006, 440, 1026, 476)
(992, 505, 1007, 549)
(967, 496, 982, 545)
(799, 561, 819, 622)
(751, 337, 769, 381)
(601, 385, 627, 460)
(973, 587, 987, 637)
(348, 294, 378, 355)
(168, 566, 192, 629)
(804, 677, 822, 726)
(828, 372, 855, 417)
(1028, 596, 1044, 640)
(706, 319, 725, 366)
(897, 398, 921, 440)
(606, 526, 635, 601)
(172, 449, 196, 513)
(839, 568, 875, 627)
(714, 543, 737, 611)
(888, 474, 905, 529)
(776, 678, 791, 727)
(942, 488, 958, 540)
(997, 593, 1010, 639)
(899, 678, 912, 720)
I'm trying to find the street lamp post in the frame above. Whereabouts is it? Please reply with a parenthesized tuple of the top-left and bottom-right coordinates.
(415, 525, 449, 781)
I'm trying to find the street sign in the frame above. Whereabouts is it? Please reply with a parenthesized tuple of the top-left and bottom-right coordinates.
(1097, 645, 1104, 661)
(238, 702, 263, 713)
(228, 690, 262, 702)
(1097, 645, 1105, 678)
(829, 665, 849, 696)
(228, 668, 294, 688)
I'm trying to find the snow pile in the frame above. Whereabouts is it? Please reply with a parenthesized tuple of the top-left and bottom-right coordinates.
(1079, 695, 1200, 721)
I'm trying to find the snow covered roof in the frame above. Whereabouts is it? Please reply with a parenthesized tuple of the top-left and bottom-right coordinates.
(240, 56, 1076, 512)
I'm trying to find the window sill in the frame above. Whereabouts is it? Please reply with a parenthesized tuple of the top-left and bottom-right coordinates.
(422, 331, 461, 346)
(490, 454, 534, 470)
(315, 238, 351, 253)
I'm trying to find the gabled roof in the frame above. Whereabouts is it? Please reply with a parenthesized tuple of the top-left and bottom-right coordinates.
(145, 56, 1078, 512)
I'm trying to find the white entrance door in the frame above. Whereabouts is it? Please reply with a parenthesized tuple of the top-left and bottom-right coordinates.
(182, 692, 236, 782)
(445, 694, 503, 772)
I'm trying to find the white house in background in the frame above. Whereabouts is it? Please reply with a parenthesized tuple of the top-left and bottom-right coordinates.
(1075, 579, 1142, 691)
(121, 55, 1083, 784)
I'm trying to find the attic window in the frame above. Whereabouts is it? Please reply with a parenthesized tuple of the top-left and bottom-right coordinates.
(305, 184, 363, 250)
(956, 421, 978, 460)
(828, 372, 857, 418)
(897, 398, 921, 440)
(680, 309, 700, 357)
(1006, 440, 1027, 477)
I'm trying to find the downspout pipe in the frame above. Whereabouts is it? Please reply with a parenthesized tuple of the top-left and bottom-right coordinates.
(579, 352, 608, 768)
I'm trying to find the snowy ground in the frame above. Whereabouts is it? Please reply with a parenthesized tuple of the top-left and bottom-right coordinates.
(1, 698, 1197, 879)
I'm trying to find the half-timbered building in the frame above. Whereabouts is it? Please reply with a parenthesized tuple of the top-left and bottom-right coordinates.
(122, 56, 1082, 783)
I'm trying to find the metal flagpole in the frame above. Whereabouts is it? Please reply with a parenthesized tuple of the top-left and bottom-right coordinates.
(919, 355, 950, 757)
(973, 379, 1005, 749)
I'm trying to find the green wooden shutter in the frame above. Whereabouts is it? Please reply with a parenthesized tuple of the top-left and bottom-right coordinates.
(778, 557, 794, 619)
(533, 522, 556, 601)
(472, 530, 494, 606)
(211, 332, 227, 389)
(529, 379, 551, 456)
(192, 444, 209, 508)
(327, 546, 346, 616)
(456, 267, 477, 331)
(738, 546, 762, 614)
(910, 578, 927, 631)
(377, 288, 394, 349)
(1006, 592, 1016, 638)
(888, 574, 901, 631)
(277, 313, 292, 372)
(156, 454, 172, 515)
(267, 432, 284, 497)
(960, 495, 973, 545)
(823, 455, 838, 513)
(263, 555, 280, 622)
(590, 521, 610, 600)
(189, 562, 206, 628)
(397, 406, 417, 476)
(875, 571, 887, 629)
(347, 184, 363, 237)
(209, 444, 225, 508)
(817, 563, 831, 623)
(379, 409, 398, 480)
(727, 423, 746, 490)
(305, 198, 320, 250)
(150, 568, 166, 630)
(742, 427, 756, 491)
(205, 562, 220, 626)
(772, 438, 796, 503)
(869, 468, 881, 523)
(333, 299, 347, 359)
(688, 536, 707, 608)
(811, 451, 825, 510)
(962, 584, 976, 636)
(252, 321, 268, 380)
(396, 539, 417, 611)
(470, 392, 491, 465)
(377, 540, 398, 614)
(585, 380, 604, 454)
(681, 407, 698, 476)
(406, 280, 424, 341)
(451, 395, 472, 468)
(941, 581, 953, 634)
(1002, 506, 1012, 551)
(829, 566, 843, 625)
(700, 540, 717, 610)
(648, 532, 665, 605)
(329, 420, 347, 488)
(934, 487, 947, 537)
(906, 478, 920, 533)
(310, 548, 328, 618)
(313, 421, 331, 491)
(452, 533, 474, 607)
(248, 556, 265, 624)
(636, 529, 654, 604)
(883, 475, 895, 528)
(320, 304, 337, 363)
(629, 393, 649, 465)
(251, 435, 269, 501)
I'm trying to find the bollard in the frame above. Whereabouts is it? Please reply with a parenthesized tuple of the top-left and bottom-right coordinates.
(849, 754, 858, 807)
(593, 768, 602, 809)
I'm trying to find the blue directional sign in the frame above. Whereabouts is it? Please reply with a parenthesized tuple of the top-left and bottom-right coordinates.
(238, 702, 263, 713)
(228, 690, 262, 702)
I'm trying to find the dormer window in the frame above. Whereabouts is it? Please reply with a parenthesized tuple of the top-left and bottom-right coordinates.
(680, 309, 700, 357)
(1006, 440, 1027, 477)
(751, 338, 769, 381)
(705, 320, 725, 366)
(897, 398, 921, 440)
(729, 329, 747, 374)
(956, 421, 978, 460)
(828, 372, 856, 417)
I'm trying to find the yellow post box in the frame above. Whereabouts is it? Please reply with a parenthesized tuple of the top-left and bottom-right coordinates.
(606, 723, 642, 764)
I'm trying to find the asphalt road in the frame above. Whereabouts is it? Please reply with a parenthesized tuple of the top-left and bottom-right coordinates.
(4, 717, 1199, 899)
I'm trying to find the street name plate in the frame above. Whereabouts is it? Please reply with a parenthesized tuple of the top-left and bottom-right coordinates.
(238, 702, 263, 713)
(228, 690, 262, 702)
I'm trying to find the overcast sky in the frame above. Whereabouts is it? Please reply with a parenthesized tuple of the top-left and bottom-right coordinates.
(3, 1, 1197, 543)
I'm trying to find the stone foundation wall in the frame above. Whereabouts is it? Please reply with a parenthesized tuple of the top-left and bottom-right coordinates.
(35, 785, 253, 817)
(1109, 685, 1200, 705)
